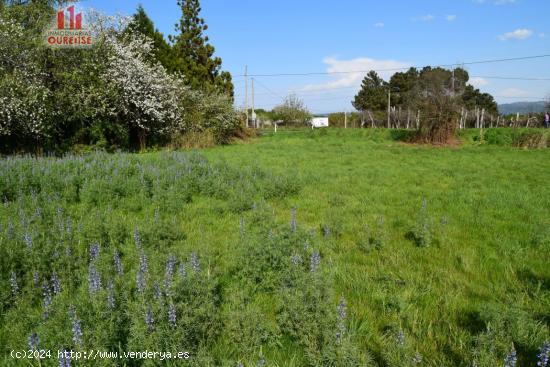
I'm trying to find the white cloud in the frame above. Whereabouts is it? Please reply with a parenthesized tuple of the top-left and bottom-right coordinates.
(470, 77, 489, 87)
(497, 28, 532, 41)
(301, 57, 411, 92)
(413, 14, 435, 22)
(374, 22, 385, 28)
(539, 33, 546, 38)
(500, 88, 529, 98)
(445, 15, 457, 21)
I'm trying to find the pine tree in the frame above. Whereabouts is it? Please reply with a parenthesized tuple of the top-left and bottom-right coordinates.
(127, 5, 174, 71)
(170, 0, 233, 98)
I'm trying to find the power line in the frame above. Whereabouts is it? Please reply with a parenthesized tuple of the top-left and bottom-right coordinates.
(234, 54, 550, 77)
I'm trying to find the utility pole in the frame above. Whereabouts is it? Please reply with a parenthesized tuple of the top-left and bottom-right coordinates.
(387, 89, 391, 129)
(244, 66, 248, 128)
(344, 111, 347, 129)
(251, 77, 255, 129)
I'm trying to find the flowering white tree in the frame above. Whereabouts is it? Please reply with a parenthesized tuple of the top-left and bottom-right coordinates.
(0, 15, 50, 139)
(102, 30, 184, 149)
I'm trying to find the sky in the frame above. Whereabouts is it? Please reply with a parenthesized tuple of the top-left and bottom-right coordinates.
(81, 0, 550, 113)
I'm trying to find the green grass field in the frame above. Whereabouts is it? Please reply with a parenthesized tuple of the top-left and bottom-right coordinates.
(1, 128, 549, 366)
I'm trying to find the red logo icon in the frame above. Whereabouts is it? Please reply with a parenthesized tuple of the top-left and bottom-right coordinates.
(57, 5, 82, 30)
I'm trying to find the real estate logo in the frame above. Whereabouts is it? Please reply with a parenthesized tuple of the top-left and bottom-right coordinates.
(45, 5, 93, 48)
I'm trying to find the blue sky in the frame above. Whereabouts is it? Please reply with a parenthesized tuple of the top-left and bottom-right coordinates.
(82, 0, 550, 113)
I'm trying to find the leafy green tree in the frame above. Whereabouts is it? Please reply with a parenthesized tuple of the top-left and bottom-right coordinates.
(171, 0, 233, 98)
(273, 94, 312, 126)
(127, 5, 174, 71)
(352, 71, 387, 111)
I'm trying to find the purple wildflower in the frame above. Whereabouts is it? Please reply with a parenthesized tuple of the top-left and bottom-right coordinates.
(168, 303, 177, 328)
(153, 282, 162, 300)
(89, 243, 100, 261)
(164, 254, 176, 295)
(134, 227, 142, 249)
(504, 347, 517, 367)
(113, 249, 123, 275)
(145, 307, 154, 332)
(24, 233, 33, 250)
(107, 280, 115, 309)
(190, 252, 200, 274)
(336, 297, 347, 342)
(310, 251, 321, 272)
(51, 272, 61, 295)
(136, 250, 148, 293)
(33, 271, 40, 287)
(291, 254, 302, 266)
(9, 271, 18, 296)
(42, 281, 52, 319)
(59, 349, 71, 367)
(337, 297, 347, 320)
(395, 330, 405, 346)
(28, 333, 39, 351)
(88, 262, 101, 295)
(538, 341, 550, 367)
(69, 308, 83, 345)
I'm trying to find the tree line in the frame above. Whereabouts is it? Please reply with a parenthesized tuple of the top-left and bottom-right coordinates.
(0, 0, 240, 153)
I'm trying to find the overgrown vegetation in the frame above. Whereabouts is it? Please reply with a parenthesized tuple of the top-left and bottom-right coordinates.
(0, 1, 240, 153)
(2, 130, 549, 366)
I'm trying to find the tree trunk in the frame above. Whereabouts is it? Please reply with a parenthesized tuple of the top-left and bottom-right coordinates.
(138, 130, 146, 152)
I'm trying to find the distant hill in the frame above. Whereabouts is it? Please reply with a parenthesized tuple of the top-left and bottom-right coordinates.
(498, 101, 546, 115)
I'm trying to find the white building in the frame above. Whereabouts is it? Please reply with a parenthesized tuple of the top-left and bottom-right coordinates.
(311, 117, 329, 128)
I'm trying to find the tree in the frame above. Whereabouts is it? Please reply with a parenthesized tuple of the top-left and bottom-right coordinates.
(415, 67, 459, 143)
(352, 71, 387, 112)
(127, 6, 174, 71)
(273, 94, 312, 126)
(171, 0, 233, 98)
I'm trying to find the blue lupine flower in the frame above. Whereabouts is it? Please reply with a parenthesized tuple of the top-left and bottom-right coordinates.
(145, 307, 154, 332)
(395, 330, 405, 347)
(42, 281, 52, 319)
(190, 252, 200, 274)
(153, 282, 162, 300)
(89, 243, 100, 261)
(335, 297, 347, 342)
(504, 347, 517, 367)
(134, 227, 142, 249)
(28, 333, 39, 351)
(168, 303, 177, 328)
(291, 254, 302, 266)
(9, 271, 18, 296)
(107, 280, 115, 309)
(24, 233, 33, 250)
(51, 272, 61, 295)
(59, 349, 71, 367)
(88, 262, 101, 295)
(310, 251, 321, 272)
(136, 250, 148, 293)
(113, 249, 123, 275)
(164, 254, 177, 295)
(179, 263, 187, 279)
(538, 341, 550, 367)
(337, 297, 347, 320)
(69, 308, 83, 345)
